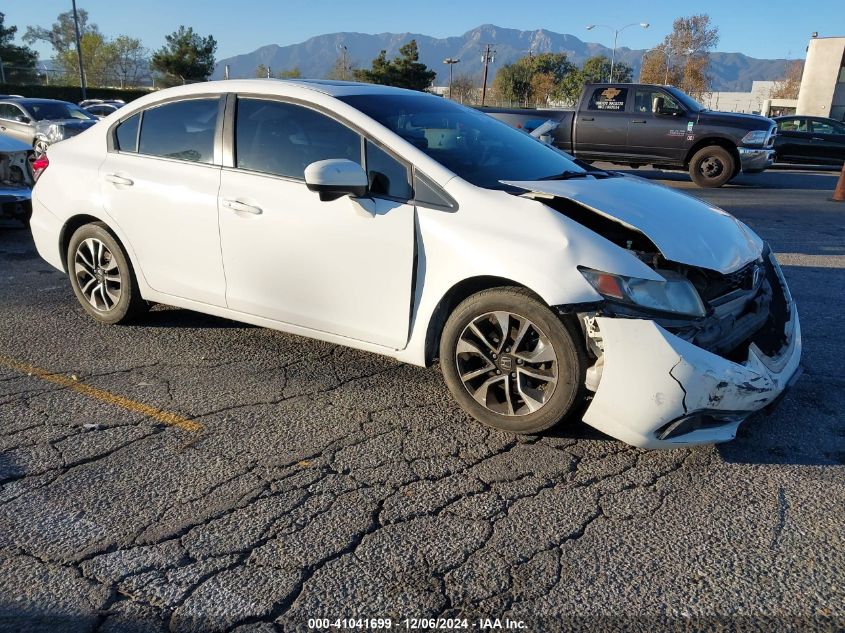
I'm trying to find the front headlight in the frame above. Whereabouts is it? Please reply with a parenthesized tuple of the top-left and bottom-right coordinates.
(46, 123, 63, 143)
(580, 268, 706, 317)
(741, 130, 767, 146)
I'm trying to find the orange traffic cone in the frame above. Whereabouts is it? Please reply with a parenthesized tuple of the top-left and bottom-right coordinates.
(833, 163, 845, 202)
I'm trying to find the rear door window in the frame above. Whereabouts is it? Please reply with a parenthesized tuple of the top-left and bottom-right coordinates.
(138, 98, 220, 163)
(587, 87, 629, 112)
(235, 98, 362, 179)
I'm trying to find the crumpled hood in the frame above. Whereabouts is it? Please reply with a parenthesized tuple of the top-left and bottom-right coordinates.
(503, 174, 763, 274)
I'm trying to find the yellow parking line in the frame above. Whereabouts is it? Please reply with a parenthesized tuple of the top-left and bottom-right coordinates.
(0, 354, 202, 433)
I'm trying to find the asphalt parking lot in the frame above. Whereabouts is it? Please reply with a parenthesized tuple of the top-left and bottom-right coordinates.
(1, 168, 844, 632)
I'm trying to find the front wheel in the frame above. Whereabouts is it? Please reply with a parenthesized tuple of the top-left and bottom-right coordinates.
(439, 287, 587, 434)
(688, 146, 735, 188)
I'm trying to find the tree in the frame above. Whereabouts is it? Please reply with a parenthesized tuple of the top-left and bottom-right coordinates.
(642, 14, 719, 97)
(492, 62, 533, 105)
(110, 36, 148, 88)
(580, 55, 632, 84)
(449, 74, 477, 104)
(24, 9, 98, 56)
(770, 60, 803, 99)
(492, 53, 576, 106)
(256, 64, 301, 79)
(55, 31, 116, 86)
(0, 12, 38, 83)
(639, 46, 682, 86)
(353, 40, 435, 91)
(151, 26, 216, 85)
(327, 49, 356, 81)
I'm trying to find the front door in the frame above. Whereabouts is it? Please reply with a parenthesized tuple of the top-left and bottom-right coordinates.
(99, 97, 227, 306)
(626, 88, 690, 163)
(217, 97, 415, 349)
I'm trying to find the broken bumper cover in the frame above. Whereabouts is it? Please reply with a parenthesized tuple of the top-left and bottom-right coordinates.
(582, 301, 801, 450)
(738, 147, 775, 173)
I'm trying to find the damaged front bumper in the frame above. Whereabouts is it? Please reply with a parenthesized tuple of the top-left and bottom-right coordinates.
(578, 255, 801, 449)
(738, 147, 775, 174)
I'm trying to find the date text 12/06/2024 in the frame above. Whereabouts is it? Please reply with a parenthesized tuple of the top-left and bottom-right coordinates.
(307, 618, 528, 630)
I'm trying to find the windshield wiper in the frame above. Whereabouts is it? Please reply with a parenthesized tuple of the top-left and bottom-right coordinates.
(538, 169, 612, 181)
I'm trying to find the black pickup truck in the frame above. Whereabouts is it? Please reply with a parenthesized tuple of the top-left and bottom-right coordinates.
(481, 83, 777, 188)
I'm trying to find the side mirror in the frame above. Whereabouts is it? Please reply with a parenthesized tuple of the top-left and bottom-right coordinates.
(15, 115, 31, 124)
(304, 159, 368, 202)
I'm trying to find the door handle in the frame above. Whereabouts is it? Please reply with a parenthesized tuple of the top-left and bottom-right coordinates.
(580, 116, 594, 121)
(0, 126, 6, 131)
(631, 119, 646, 124)
(222, 198, 262, 215)
(811, 137, 825, 141)
(104, 173, 134, 186)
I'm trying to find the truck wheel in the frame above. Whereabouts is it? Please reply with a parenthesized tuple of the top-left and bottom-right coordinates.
(689, 146, 735, 188)
(439, 287, 587, 434)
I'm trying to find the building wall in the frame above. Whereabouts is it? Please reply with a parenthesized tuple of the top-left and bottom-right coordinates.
(796, 36, 845, 120)
(701, 81, 777, 114)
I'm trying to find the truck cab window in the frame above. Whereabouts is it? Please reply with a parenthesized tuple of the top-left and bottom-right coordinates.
(634, 90, 683, 115)
(587, 87, 628, 112)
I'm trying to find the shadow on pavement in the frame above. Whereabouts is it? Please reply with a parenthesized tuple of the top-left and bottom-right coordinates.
(139, 305, 253, 330)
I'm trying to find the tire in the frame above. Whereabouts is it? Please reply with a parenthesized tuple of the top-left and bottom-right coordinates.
(688, 145, 735, 188)
(439, 287, 587, 434)
(66, 222, 146, 325)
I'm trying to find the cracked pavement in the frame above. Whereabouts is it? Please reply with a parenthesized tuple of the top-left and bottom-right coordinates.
(1, 168, 844, 632)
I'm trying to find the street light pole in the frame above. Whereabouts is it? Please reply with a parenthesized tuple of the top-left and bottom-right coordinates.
(71, 0, 87, 99)
(586, 22, 649, 82)
(443, 57, 460, 100)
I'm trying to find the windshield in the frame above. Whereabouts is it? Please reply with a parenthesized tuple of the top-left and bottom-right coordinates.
(664, 87, 705, 112)
(338, 93, 585, 189)
(26, 101, 96, 122)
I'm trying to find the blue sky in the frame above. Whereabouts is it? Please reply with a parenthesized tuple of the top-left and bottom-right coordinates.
(5, 0, 843, 61)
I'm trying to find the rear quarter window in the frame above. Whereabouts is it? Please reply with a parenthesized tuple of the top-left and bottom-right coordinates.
(115, 113, 140, 152)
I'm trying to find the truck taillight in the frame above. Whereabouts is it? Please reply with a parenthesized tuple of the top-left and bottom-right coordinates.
(31, 155, 49, 182)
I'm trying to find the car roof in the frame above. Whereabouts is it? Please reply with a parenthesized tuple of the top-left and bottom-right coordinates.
(1, 98, 75, 106)
(135, 79, 440, 100)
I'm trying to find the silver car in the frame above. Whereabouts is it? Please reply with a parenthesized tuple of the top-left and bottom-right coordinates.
(0, 98, 97, 157)
(0, 133, 33, 225)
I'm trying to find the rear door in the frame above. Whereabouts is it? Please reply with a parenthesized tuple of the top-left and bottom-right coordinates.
(573, 86, 631, 158)
(626, 88, 690, 163)
(775, 117, 815, 163)
(808, 118, 845, 164)
(99, 96, 227, 306)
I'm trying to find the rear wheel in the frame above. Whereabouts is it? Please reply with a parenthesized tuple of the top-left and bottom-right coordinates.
(66, 223, 146, 324)
(689, 145, 735, 188)
(439, 287, 587, 434)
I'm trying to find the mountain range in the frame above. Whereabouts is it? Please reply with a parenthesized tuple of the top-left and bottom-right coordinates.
(212, 24, 794, 92)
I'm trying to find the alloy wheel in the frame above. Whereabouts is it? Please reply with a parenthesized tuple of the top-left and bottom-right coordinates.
(74, 238, 122, 311)
(455, 311, 558, 416)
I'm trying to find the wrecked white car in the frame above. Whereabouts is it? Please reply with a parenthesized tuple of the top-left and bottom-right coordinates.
(0, 133, 33, 225)
(30, 81, 801, 449)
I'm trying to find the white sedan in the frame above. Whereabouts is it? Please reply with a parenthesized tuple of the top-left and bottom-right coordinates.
(29, 79, 801, 448)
